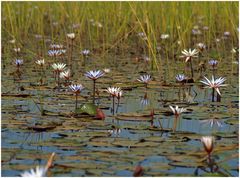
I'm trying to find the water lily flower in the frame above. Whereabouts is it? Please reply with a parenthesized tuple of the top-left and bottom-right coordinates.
(176, 74, 186, 82)
(49, 44, 64, 50)
(13, 48, 21, 52)
(48, 50, 62, 57)
(143, 56, 150, 63)
(208, 59, 218, 68)
(192, 29, 202, 35)
(9, 39, 16, 44)
(60, 70, 71, 80)
(203, 26, 209, 31)
(106, 87, 122, 97)
(69, 84, 84, 94)
(35, 34, 42, 39)
(160, 34, 170, 40)
(51, 63, 66, 72)
(67, 33, 75, 40)
(106, 87, 122, 115)
(200, 76, 227, 96)
(85, 70, 104, 103)
(20, 166, 47, 177)
(84, 70, 104, 80)
(215, 38, 221, 43)
(15, 59, 23, 66)
(81, 49, 90, 56)
(201, 136, 214, 155)
(169, 105, 186, 117)
(69, 84, 84, 109)
(103, 68, 110, 73)
(35, 59, 45, 66)
(196, 43, 206, 51)
(181, 49, 199, 62)
(137, 75, 152, 85)
(223, 31, 230, 36)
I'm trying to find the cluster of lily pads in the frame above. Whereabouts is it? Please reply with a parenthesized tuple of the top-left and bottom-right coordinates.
(11, 30, 235, 177)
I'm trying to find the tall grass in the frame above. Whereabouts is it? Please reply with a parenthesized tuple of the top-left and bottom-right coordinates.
(1, 1, 239, 71)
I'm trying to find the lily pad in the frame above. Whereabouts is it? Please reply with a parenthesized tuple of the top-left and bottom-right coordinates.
(75, 103, 98, 115)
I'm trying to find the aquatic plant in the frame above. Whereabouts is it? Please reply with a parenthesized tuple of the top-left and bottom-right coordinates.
(106, 86, 122, 115)
(208, 59, 218, 70)
(200, 118, 222, 128)
(196, 43, 206, 52)
(67, 33, 75, 73)
(169, 105, 186, 131)
(51, 63, 66, 89)
(69, 84, 84, 109)
(35, 59, 45, 85)
(137, 74, 152, 88)
(14, 59, 23, 79)
(200, 75, 227, 102)
(181, 49, 199, 78)
(60, 70, 71, 85)
(175, 74, 186, 83)
(21, 166, 47, 177)
(201, 136, 214, 157)
(21, 152, 55, 177)
(85, 70, 104, 103)
(169, 105, 186, 117)
(81, 49, 90, 66)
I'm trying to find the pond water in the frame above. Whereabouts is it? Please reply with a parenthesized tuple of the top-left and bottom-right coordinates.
(1, 47, 239, 177)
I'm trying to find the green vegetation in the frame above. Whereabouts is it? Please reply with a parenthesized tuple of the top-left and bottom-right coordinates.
(1, 1, 239, 70)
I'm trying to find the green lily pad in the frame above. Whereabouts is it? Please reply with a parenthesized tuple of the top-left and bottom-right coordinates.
(75, 103, 97, 115)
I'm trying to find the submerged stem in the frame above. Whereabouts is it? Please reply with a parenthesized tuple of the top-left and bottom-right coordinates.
(93, 80, 96, 104)
(212, 88, 215, 102)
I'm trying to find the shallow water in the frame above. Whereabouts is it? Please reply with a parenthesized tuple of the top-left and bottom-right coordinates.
(1, 51, 239, 176)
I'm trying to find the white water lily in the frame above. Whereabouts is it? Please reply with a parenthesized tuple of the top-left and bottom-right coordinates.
(106, 87, 122, 97)
(35, 59, 45, 66)
(20, 166, 47, 177)
(200, 76, 227, 95)
(208, 59, 218, 68)
(181, 48, 199, 62)
(67, 33, 75, 39)
(84, 70, 104, 80)
(137, 75, 152, 84)
(69, 84, 84, 94)
(15, 59, 23, 66)
(176, 74, 186, 82)
(169, 105, 186, 116)
(201, 136, 214, 154)
(60, 70, 71, 79)
(51, 63, 66, 72)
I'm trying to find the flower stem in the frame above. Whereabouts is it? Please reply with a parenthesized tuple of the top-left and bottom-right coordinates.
(212, 88, 215, 102)
(93, 80, 96, 104)
(75, 94, 78, 110)
(190, 59, 194, 78)
(112, 96, 115, 115)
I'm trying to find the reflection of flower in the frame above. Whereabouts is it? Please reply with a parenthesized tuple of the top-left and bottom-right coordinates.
(20, 166, 47, 177)
(200, 119, 222, 128)
(201, 136, 214, 155)
(140, 93, 149, 106)
(200, 76, 227, 95)
(84, 70, 104, 80)
(181, 49, 199, 62)
(108, 128, 121, 136)
(169, 105, 186, 116)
